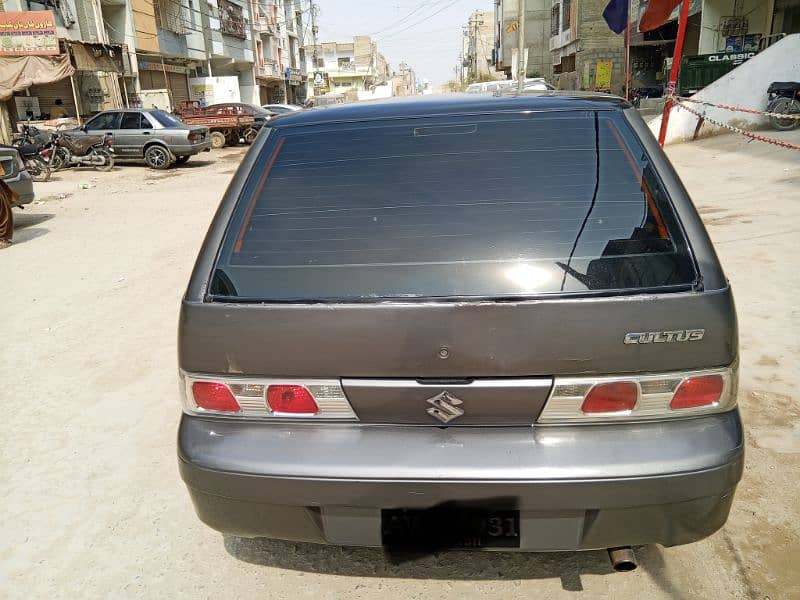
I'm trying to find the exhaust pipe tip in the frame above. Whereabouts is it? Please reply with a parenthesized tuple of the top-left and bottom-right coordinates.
(607, 546, 637, 572)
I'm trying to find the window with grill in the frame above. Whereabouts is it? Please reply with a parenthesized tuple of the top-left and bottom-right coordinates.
(562, 0, 572, 32)
(219, 0, 247, 39)
(154, 0, 186, 35)
(550, 4, 560, 37)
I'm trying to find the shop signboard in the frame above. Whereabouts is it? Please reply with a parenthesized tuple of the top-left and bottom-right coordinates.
(0, 11, 59, 56)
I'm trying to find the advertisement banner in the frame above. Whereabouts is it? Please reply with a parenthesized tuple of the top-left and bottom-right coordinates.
(0, 11, 59, 57)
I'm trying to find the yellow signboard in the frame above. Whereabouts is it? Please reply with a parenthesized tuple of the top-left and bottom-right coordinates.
(595, 61, 613, 91)
(0, 11, 59, 56)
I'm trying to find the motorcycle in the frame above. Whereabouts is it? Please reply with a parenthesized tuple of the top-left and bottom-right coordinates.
(13, 125, 52, 182)
(766, 81, 800, 131)
(53, 132, 115, 171)
(39, 133, 71, 172)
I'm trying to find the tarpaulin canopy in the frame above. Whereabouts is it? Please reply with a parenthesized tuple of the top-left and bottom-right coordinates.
(0, 53, 75, 101)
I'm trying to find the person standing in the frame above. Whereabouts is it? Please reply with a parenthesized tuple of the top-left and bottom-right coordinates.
(0, 179, 18, 248)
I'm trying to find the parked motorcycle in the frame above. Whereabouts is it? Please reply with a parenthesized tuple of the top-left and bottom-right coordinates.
(53, 132, 115, 171)
(39, 133, 71, 172)
(13, 125, 52, 182)
(766, 81, 800, 131)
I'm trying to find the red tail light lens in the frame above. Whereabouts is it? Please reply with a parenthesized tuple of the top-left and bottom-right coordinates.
(581, 382, 638, 414)
(192, 381, 241, 412)
(267, 385, 319, 415)
(670, 375, 724, 409)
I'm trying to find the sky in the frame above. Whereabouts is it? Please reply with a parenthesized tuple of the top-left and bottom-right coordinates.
(314, 0, 493, 86)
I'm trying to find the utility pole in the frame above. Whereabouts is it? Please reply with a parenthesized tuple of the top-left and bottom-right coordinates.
(517, 0, 526, 92)
(309, 0, 320, 95)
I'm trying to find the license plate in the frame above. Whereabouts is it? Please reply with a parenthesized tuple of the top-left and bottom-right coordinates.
(382, 508, 520, 549)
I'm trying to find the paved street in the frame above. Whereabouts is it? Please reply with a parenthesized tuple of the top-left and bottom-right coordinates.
(2, 134, 798, 599)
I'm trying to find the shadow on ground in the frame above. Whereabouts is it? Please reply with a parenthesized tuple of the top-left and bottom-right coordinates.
(11, 212, 54, 244)
(224, 536, 682, 593)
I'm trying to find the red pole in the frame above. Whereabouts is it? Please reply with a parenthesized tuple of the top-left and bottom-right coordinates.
(625, 0, 631, 100)
(658, 0, 692, 146)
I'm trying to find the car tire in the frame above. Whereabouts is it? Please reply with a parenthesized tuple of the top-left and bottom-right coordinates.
(210, 131, 226, 149)
(144, 145, 171, 170)
(175, 155, 191, 165)
(243, 127, 258, 144)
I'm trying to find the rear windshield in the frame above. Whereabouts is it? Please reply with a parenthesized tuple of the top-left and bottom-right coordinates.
(210, 111, 696, 301)
(151, 110, 184, 128)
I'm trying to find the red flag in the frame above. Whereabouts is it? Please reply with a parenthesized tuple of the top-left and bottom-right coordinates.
(639, 0, 683, 32)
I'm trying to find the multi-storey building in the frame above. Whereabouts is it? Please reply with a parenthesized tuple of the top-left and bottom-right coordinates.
(1, 0, 311, 141)
(463, 10, 504, 82)
(250, 0, 307, 105)
(493, 0, 552, 81)
(305, 36, 391, 100)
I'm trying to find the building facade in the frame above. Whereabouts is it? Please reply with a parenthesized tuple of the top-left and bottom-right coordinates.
(1, 0, 312, 142)
(463, 9, 504, 83)
(493, 0, 552, 81)
(306, 36, 391, 101)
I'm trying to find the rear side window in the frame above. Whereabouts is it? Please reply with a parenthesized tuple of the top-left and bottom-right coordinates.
(211, 111, 696, 301)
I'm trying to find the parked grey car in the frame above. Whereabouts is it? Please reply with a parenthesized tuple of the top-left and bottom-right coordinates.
(0, 145, 34, 205)
(69, 109, 211, 169)
(178, 94, 742, 568)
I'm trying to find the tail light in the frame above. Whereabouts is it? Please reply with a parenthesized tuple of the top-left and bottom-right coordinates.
(180, 373, 357, 420)
(105, 137, 113, 147)
(538, 365, 737, 423)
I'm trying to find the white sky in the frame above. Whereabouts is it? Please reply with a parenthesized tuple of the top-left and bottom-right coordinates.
(314, 0, 492, 86)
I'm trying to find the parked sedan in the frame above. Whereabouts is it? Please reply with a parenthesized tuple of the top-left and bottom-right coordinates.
(178, 94, 742, 567)
(69, 109, 211, 169)
(0, 145, 34, 206)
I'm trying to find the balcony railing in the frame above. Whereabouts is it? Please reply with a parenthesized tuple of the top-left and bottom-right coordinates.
(257, 61, 282, 79)
(253, 15, 277, 34)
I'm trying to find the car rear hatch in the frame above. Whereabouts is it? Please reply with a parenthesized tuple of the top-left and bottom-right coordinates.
(180, 107, 736, 426)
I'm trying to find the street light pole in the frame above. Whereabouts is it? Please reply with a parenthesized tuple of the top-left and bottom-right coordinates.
(517, 0, 526, 93)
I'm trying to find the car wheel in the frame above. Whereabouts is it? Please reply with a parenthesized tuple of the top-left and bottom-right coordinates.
(175, 155, 191, 165)
(144, 145, 171, 170)
(209, 131, 226, 149)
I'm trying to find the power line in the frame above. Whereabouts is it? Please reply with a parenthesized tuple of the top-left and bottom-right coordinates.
(369, 0, 449, 36)
(375, 0, 463, 41)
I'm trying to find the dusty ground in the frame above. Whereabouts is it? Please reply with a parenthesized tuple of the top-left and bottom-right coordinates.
(1, 134, 798, 599)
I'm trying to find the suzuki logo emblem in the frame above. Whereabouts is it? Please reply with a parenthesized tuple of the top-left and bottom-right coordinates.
(426, 391, 465, 424)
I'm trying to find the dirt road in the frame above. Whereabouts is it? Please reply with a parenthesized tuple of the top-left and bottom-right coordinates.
(2, 135, 798, 599)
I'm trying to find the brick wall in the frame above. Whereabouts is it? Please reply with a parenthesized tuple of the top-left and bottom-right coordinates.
(553, 0, 626, 94)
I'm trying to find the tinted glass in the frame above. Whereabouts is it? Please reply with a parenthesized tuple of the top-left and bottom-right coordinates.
(151, 110, 183, 127)
(86, 112, 119, 130)
(212, 111, 696, 301)
(120, 112, 142, 129)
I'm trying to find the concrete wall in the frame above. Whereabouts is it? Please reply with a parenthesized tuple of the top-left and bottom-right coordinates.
(497, 0, 551, 79)
(131, 0, 160, 52)
(699, 0, 774, 54)
(649, 34, 800, 144)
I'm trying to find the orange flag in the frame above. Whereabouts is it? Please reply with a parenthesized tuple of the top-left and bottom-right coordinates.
(639, 0, 683, 32)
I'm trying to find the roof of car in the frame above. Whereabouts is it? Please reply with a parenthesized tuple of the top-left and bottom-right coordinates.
(271, 92, 630, 127)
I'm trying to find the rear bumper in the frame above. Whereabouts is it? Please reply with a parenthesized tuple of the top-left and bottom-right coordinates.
(178, 411, 743, 550)
(173, 140, 212, 156)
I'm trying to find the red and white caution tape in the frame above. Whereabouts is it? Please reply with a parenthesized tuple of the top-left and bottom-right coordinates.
(671, 99, 800, 151)
(669, 95, 800, 120)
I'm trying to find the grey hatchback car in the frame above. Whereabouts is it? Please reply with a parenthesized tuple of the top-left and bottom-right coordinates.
(72, 109, 210, 169)
(178, 94, 742, 566)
